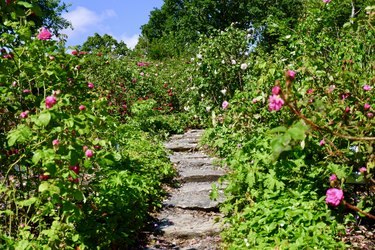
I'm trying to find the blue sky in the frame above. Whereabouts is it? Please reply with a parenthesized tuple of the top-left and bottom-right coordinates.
(61, 0, 164, 49)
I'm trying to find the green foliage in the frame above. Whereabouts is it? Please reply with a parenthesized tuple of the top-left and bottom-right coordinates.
(195, 1, 375, 249)
(0, 17, 177, 249)
(80, 33, 129, 56)
(141, 0, 305, 57)
(0, 0, 70, 36)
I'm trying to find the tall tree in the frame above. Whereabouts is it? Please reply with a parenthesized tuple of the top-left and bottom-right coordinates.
(81, 33, 129, 56)
(0, 0, 70, 36)
(140, 0, 306, 58)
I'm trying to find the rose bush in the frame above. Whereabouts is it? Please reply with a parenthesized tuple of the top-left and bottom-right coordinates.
(0, 7, 176, 249)
(193, 0, 374, 248)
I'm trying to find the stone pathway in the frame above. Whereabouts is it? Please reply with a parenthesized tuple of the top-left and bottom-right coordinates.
(144, 129, 226, 250)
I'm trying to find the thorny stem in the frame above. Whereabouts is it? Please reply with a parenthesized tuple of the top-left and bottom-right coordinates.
(344, 201, 375, 220)
(282, 94, 375, 141)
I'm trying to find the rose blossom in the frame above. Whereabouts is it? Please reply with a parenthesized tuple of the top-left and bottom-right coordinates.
(367, 112, 374, 118)
(323, 0, 331, 3)
(272, 86, 281, 95)
(20, 111, 29, 119)
(79, 105, 86, 111)
(359, 167, 367, 173)
(287, 70, 296, 80)
(85, 149, 94, 158)
(45, 96, 57, 109)
(222, 101, 229, 109)
(326, 188, 344, 207)
(240, 63, 248, 70)
(364, 103, 371, 110)
(268, 95, 284, 111)
(37, 27, 52, 40)
(87, 82, 94, 89)
(70, 165, 80, 174)
(319, 139, 326, 146)
(52, 139, 60, 146)
(329, 174, 337, 181)
(363, 85, 372, 91)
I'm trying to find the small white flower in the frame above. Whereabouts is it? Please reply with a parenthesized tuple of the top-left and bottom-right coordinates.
(184, 106, 190, 111)
(206, 106, 211, 112)
(285, 35, 291, 39)
(191, 58, 195, 62)
(240, 63, 248, 70)
(197, 54, 202, 59)
(350, 145, 359, 153)
(244, 239, 250, 247)
(231, 59, 236, 65)
(221, 60, 225, 64)
(220, 89, 227, 95)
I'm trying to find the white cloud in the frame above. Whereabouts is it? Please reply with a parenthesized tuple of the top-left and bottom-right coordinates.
(119, 34, 139, 49)
(62, 6, 117, 39)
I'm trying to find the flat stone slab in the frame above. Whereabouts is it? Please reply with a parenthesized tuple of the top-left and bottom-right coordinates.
(169, 153, 213, 166)
(164, 141, 199, 152)
(157, 208, 221, 239)
(164, 182, 225, 210)
(178, 167, 225, 182)
(169, 129, 204, 140)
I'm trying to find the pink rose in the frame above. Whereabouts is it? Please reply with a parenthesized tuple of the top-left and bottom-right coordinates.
(287, 70, 296, 80)
(23, 89, 31, 93)
(45, 95, 57, 109)
(359, 167, 367, 173)
(272, 86, 281, 95)
(85, 149, 94, 158)
(367, 112, 374, 118)
(268, 94, 284, 111)
(87, 82, 94, 89)
(363, 85, 372, 91)
(20, 111, 29, 119)
(364, 103, 371, 110)
(222, 101, 229, 109)
(319, 139, 326, 146)
(329, 174, 337, 181)
(79, 105, 86, 111)
(323, 0, 331, 3)
(37, 27, 52, 40)
(326, 188, 344, 207)
(52, 139, 60, 146)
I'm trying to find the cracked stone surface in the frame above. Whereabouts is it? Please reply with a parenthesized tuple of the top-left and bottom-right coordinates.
(144, 129, 226, 250)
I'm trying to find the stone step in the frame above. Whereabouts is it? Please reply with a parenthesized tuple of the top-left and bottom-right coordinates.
(164, 140, 199, 152)
(169, 153, 213, 166)
(178, 168, 225, 183)
(164, 182, 225, 210)
(156, 208, 222, 239)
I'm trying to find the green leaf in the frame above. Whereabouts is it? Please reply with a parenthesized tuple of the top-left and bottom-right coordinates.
(17, 197, 38, 207)
(17, 1, 33, 8)
(38, 112, 51, 126)
(15, 239, 30, 250)
(73, 190, 84, 201)
(32, 150, 43, 164)
(38, 182, 49, 192)
(72, 234, 80, 242)
(7, 133, 19, 147)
